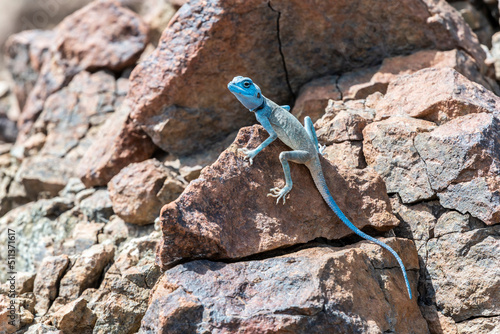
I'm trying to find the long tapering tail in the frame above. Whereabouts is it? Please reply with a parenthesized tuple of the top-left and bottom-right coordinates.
(308, 161, 412, 299)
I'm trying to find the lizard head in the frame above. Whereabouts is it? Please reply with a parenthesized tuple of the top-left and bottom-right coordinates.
(227, 76, 264, 111)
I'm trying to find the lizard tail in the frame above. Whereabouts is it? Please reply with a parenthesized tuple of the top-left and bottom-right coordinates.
(307, 160, 413, 299)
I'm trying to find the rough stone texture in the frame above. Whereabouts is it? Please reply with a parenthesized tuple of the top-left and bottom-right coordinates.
(141, 240, 424, 334)
(77, 102, 156, 188)
(128, 0, 485, 155)
(58, 243, 115, 302)
(33, 255, 70, 316)
(414, 113, 500, 224)
(322, 142, 367, 170)
(108, 159, 186, 225)
(88, 234, 161, 334)
(14, 0, 148, 143)
(4, 30, 55, 109)
(338, 49, 497, 101)
(51, 297, 96, 334)
(79, 189, 114, 223)
(291, 76, 341, 123)
(375, 68, 500, 124)
(158, 126, 399, 269)
(392, 198, 500, 331)
(363, 116, 437, 203)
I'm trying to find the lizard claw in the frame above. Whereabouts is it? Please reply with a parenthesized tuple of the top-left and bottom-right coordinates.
(318, 143, 326, 155)
(267, 186, 291, 205)
(238, 148, 256, 165)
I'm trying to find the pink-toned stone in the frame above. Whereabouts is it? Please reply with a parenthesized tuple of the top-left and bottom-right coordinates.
(338, 49, 497, 100)
(141, 239, 424, 334)
(77, 102, 156, 188)
(363, 116, 437, 203)
(58, 243, 115, 302)
(33, 255, 70, 316)
(108, 159, 185, 225)
(51, 297, 96, 334)
(375, 68, 500, 124)
(15, 0, 148, 143)
(128, 0, 485, 155)
(157, 125, 399, 269)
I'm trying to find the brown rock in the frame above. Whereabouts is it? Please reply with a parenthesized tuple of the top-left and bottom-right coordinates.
(33, 255, 70, 316)
(108, 159, 185, 225)
(363, 116, 437, 203)
(22, 324, 62, 334)
(291, 76, 341, 123)
(16, 0, 148, 142)
(77, 102, 156, 188)
(322, 142, 366, 169)
(58, 243, 114, 302)
(158, 125, 399, 269)
(141, 239, 424, 334)
(375, 68, 500, 124)
(51, 297, 96, 334)
(16, 272, 36, 295)
(456, 316, 500, 334)
(338, 49, 497, 101)
(129, 0, 484, 155)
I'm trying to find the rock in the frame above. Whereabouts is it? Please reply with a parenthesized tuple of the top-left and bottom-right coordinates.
(315, 100, 375, 145)
(15, 0, 148, 142)
(451, 1, 494, 47)
(4, 30, 55, 109)
(456, 316, 500, 334)
(16, 272, 36, 294)
(157, 125, 399, 269)
(88, 234, 160, 334)
(33, 255, 70, 316)
(375, 68, 500, 124)
(322, 142, 366, 169)
(491, 32, 500, 80)
(291, 76, 341, 123)
(141, 239, 424, 333)
(414, 113, 500, 224)
(58, 243, 115, 302)
(51, 297, 96, 334)
(363, 116, 437, 203)
(128, 0, 485, 155)
(0, 294, 17, 333)
(60, 222, 105, 254)
(108, 159, 185, 225)
(338, 49, 497, 100)
(22, 323, 62, 334)
(77, 102, 156, 188)
(79, 189, 114, 223)
(392, 199, 500, 327)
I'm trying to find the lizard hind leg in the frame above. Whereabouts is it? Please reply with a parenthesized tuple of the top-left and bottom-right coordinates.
(268, 150, 312, 204)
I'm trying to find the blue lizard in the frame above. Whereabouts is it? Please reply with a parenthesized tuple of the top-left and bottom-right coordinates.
(228, 76, 412, 299)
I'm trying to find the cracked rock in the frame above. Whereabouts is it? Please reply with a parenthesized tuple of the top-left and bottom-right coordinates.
(158, 125, 399, 269)
(141, 240, 424, 333)
(33, 255, 70, 316)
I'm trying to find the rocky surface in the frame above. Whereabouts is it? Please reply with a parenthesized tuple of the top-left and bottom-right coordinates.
(127, 0, 485, 155)
(157, 125, 398, 269)
(0, 0, 499, 333)
(141, 240, 424, 334)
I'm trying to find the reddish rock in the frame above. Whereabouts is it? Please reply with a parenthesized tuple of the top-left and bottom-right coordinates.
(33, 255, 70, 316)
(375, 68, 500, 124)
(363, 116, 437, 203)
(291, 76, 341, 123)
(141, 239, 424, 334)
(77, 102, 156, 188)
(157, 126, 399, 269)
(51, 297, 96, 334)
(108, 159, 185, 225)
(338, 49, 497, 101)
(16, 0, 148, 143)
(58, 243, 115, 302)
(128, 0, 484, 155)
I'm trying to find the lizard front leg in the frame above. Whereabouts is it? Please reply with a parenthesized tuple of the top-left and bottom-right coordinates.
(239, 112, 277, 165)
(268, 150, 312, 204)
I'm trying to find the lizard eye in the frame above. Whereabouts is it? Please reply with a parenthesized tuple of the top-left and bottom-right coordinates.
(243, 81, 251, 88)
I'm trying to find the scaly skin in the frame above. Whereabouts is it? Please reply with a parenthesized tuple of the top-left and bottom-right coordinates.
(228, 76, 413, 299)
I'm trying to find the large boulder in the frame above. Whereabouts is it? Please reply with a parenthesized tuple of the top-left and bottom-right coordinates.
(157, 125, 399, 269)
(128, 0, 485, 155)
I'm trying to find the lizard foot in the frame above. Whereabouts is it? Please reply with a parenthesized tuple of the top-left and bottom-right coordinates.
(267, 186, 291, 205)
(238, 147, 257, 165)
(318, 143, 326, 155)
